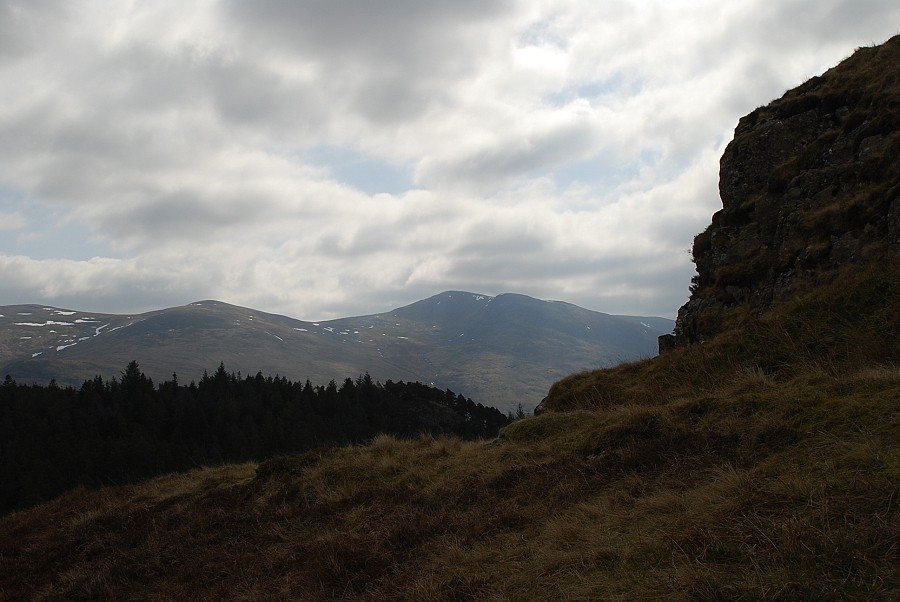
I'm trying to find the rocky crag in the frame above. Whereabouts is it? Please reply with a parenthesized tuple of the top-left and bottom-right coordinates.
(668, 35, 900, 348)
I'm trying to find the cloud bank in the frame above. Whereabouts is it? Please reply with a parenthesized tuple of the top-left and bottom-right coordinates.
(1, 0, 898, 319)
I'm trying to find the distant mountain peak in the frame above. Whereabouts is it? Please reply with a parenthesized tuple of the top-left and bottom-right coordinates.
(1, 294, 672, 412)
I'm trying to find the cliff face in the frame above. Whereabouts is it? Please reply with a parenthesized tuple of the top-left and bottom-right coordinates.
(670, 35, 900, 347)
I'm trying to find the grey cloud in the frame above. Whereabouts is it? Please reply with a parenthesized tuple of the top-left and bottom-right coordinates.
(196, 54, 333, 138)
(349, 74, 444, 125)
(1, 113, 187, 208)
(76, 176, 336, 251)
(97, 191, 246, 243)
(314, 227, 400, 258)
(92, 43, 328, 144)
(71, 41, 311, 135)
(0, 1, 71, 61)
(0, 255, 212, 315)
(695, 0, 899, 78)
(97, 45, 206, 113)
(1, 38, 312, 188)
(774, 0, 900, 45)
(452, 221, 553, 258)
(222, 0, 511, 67)
(220, 0, 516, 126)
(417, 118, 600, 191)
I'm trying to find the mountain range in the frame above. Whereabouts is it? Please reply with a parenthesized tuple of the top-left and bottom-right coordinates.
(0, 291, 673, 412)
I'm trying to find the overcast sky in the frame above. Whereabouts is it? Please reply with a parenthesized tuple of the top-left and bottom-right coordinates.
(1, 1, 898, 320)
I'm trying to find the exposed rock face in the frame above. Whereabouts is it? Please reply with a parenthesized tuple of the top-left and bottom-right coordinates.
(671, 35, 900, 346)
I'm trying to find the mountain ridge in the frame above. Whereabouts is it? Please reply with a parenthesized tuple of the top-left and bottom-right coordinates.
(0, 292, 672, 412)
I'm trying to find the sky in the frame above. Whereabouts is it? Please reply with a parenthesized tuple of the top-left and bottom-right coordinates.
(1, 1, 898, 321)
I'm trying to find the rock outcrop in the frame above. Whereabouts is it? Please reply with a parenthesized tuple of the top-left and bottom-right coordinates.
(671, 35, 900, 347)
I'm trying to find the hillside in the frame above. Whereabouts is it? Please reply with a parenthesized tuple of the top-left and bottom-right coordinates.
(1, 37, 899, 600)
(0, 292, 670, 412)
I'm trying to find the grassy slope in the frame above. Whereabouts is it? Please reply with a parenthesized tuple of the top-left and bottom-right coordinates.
(1, 259, 898, 600)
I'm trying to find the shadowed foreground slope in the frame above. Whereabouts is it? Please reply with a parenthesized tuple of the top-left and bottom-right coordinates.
(2, 36, 900, 601)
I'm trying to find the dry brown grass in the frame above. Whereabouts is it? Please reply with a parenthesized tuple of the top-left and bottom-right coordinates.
(2, 350, 897, 601)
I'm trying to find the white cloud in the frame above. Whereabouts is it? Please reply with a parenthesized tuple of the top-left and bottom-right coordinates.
(1, 0, 899, 320)
(0, 211, 26, 231)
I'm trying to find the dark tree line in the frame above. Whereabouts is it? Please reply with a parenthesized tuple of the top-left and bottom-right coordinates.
(0, 361, 510, 515)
